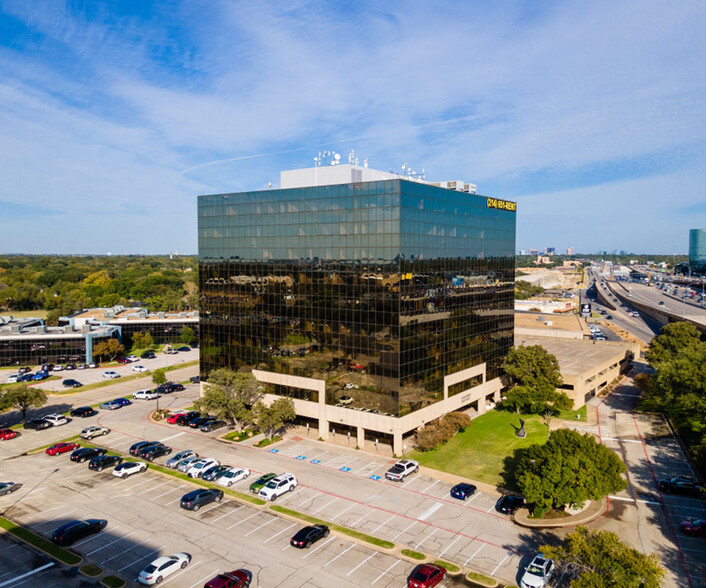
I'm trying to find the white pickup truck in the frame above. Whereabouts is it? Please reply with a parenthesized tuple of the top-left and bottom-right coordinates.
(385, 459, 419, 482)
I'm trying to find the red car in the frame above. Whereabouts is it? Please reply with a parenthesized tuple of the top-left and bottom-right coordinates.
(166, 412, 186, 424)
(0, 429, 18, 440)
(204, 570, 250, 588)
(46, 442, 80, 456)
(408, 564, 447, 588)
(116, 357, 130, 364)
(681, 519, 706, 537)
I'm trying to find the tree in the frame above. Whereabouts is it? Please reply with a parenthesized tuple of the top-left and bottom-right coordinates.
(646, 322, 702, 366)
(180, 326, 196, 346)
(515, 429, 627, 517)
(93, 338, 125, 361)
(541, 527, 665, 588)
(502, 384, 572, 415)
(131, 331, 154, 350)
(152, 368, 167, 385)
(1, 384, 47, 422)
(254, 397, 296, 440)
(503, 345, 563, 391)
(194, 369, 261, 432)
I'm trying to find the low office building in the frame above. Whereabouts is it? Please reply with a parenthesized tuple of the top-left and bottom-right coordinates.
(0, 316, 120, 367)
(198, 163, 516, 453)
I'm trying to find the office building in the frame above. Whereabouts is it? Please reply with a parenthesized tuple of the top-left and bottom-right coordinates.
(198, 164, 516, 453)
(689, 229, 706, 274)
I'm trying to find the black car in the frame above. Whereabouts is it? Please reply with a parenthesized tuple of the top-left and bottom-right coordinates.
(140, 351, 156, 359)
(65, 363, 76, 370)
(290, 525, 329, 548)
(188, 417, 210, 429)
(177, 346, 192, 352)
(189, 375, 200, 384)
(658, 477, 703, 497)
(130, 441, 160, 457)
(88, 454, 123, 471)
(450, 483, 477, 501)
(70, 406, 97, 418)
(180, 488, 223, 511)
(175, 411, 201, 426)
(63, 379, 83, 388)
(201, 419, 226, 433)
(41, 363, 54, 372)
(495, 495, 524, 515)
(141, 444, 172, 461)
(23, 419, 51, 430)
(17, 366, 32, 374)
(155, 382, 184, 394)
(52, 519, 107, 546)
(71, 447, 107, 463)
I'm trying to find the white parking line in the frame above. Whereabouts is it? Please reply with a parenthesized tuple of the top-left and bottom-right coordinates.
(414, 527, 437, 549)
(330, 503, 356, 521)
(87, 530, 136, 555)
(347, 552, 376, 576)
(160, 432, 185, 443)
(101, 538, 151, 564)
(400, 476, 416, 488)
(464, 543, 484, 565)
(302, 536, 335, 559)
(602, 437, 641, 444)
(118, 546, 164, 572)
(350, 509, 371, 527)
(191, 570, 220, 588)
(466, 492, 481, 505)
(437, 535, 461, 558)
(312, 497, 339, 514)
(73, 527, 120, 549)
(152, 487, 182, 501)
(294, 492, 321, 508)
(227, 512, 260, 530)
(418, 502, 443, 521)
(159, 565, 190, 586)
(370, 514, 396, 534)
(211, 505, 244, 524)
(0, 562, 54, 588)
(420, 479, 440, 494)
(486, 503, 496, 512)
(24, 504, 75, 522)
(324, 543, 356, 568)
(263, 523, 296, 544)
(195, 502, 225, 517)
(138, 479, 171, 495)
(491, 554, 510, 576)
(391, 521, 417, 541)
(123, 477, 156, 492)
(244, 517, 276, 537)
(371, 560, 399, 585)
(166, 495, 183, 506)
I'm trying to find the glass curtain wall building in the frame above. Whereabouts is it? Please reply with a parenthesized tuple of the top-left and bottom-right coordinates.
(198, 170, 515, 453)
(689, 229, 706, 274)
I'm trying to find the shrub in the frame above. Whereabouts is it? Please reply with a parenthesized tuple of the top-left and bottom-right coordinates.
(415, 412, 471, 451)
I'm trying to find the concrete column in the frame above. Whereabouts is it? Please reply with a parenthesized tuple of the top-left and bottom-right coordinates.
(319, 417, 330, 441)
(393, 431, 403, 457)
(476, 400, 486, 415)
(357, 426, 365, 449)
(493, 389, 501, 403)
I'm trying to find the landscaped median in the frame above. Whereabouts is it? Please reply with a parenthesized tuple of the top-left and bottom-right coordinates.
(0, 515, 82, 566)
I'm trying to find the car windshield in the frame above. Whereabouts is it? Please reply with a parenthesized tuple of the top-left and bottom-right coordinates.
(144, 564, 157, 573)
(265, 481, 278, 488)
(411, 571, 430, 581)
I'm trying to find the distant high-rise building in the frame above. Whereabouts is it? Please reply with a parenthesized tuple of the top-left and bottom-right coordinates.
(545, 247, 555, 255)
(519, 249, 527, 256)
(566, 247, 574, 256)
(689, 229, 706, 274)
(528, 248, 539, 255)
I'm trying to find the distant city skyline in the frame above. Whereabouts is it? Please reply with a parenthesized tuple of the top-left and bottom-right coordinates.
(0, 1, 704, 255)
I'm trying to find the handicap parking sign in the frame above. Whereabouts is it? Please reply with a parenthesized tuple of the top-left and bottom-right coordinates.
(269, 448, 279, 453)
(296, 455, 306, 460)
(340, 466, 352, 472)
(310, 459, 321, 464)
(369, 474, 382, 481)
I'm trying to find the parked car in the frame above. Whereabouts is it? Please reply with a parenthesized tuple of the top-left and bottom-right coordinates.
(188, 417, 210, 429)
(175, 412, 201, 426)
(81, 426, 110, 439)
(46, 442, 80, 456)
(680, 519, 706, 537)
(141, 444, 172, 461)
(166, 411, 187, 424)
(100, 400, 123, 410)
(88, 362, 97, 368)
(156, 382, 185, 393)
(496, 495, 524, 515)
(203, 569, 250, 588)
(201, 419, 226, 432)
(112, 397, 132, 407)
(71, 447, 107, 462)
(385, 459, 419, 482)
(77, 363, 88, 370)
(129, 441, 160, 457)
(520, 554, 555, 588)
(43, 413, 68, 427)
(32, 371, 49, 381)
(0, 429, 18, 440)
(217, 467, 250, 487)
(0, 482, 22, 496)
(137, 553, 190, 585)
(176, 456, 202, 473)
(70, 406, 97, 418)
(134, 389, 160, 400)
(189, 375, 200, 384)
(202, 465, 231, 482)
(51, 519, 107, 546)
(450, 483, 477, 501)
(658, 476, 703, 497)
(258, 473, 297, 501)
(113, 461, 148, 478)
(132, 364, 148, 372)
(23, 419, 51, 430)
(187, 458, 220, 478)
(180, 488, 223, 511)
(290, 524, 329, 548)
(17, 366, 32, 374)
(166, 450, 198, 468)
(249, 473, 277, 494)
(116, 357, 131, 364)
(6, 374, 19, 383)
(141, 351, 156, 359)
(89, 454, 123, 471)
(62, 378, 83, 388)
(41, 364, 54, 372)
(102, 371, 121, 379)
(126, 354, 139, 362)
(407, 563, 447, 588)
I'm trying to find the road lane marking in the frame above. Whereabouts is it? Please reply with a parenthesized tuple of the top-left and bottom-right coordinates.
(87, 530, 136, 555)
(420, 479, 440, 494)
(330, 503, 356, 521)
(118, 546, 164, 572)
(418, 502, 443, 521)
(464, 543, 484, 565)
(491, 554, 510, 576)
(437, 535, 462, 558)
(0, 562, 54, 587)
(602, 437, 641, 443)
(244, 517, 276, 537)
(313, 497, 339, 514)
(263, 523, 297, 544)
(391, 521, 417, 541)
(414, 527, 437, 549)
(302, 536, 335, 559)
(371, 560, 399, 585)
(191, 570, 220, 588)
(347, 552, 376, 576)
(370, 514, 396, 534)
(211, 505, 244, 524)
(227, 512, 260, 530)
(324, 543, 356, 568)
(101, 537, 151, 564)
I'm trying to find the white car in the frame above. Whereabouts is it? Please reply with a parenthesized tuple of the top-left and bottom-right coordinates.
(81, 426, 110, 439)
(102, 371, 121, 379)
(132, 365, 148, 373)
(113, 461, 147, 478)
(217, 467, 250, 487)
(137, 552, 190, 585)
(126, 355, 139, 362)
(133, 389, 160, 400)
(6, 374, 19, 383)
(258, 473, 298, 501)
(520, 554, 555, 588)
(186, 458, 219, 478)
(53, 365, 64, 372)
(43, 414, 68, 427)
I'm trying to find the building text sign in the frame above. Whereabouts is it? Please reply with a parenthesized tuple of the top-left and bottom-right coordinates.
(486, 197, 517, 212)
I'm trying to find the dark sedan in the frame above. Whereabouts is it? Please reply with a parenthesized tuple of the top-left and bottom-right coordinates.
(681, 519, 706, 537)
(496, 495, 524, 515)
(658, 477, 703, 497)
(62, 379, 83, 388)
(175, 411, 201, 426)
(180, 488, 223, 511)
(201, 419, 226, 433)
(112, 398, 132, 407)
(52, 519, 107, 546)
(140, 444, 172, 461)
(290, 525, 329, 548)
(70, 406, 97, 418)
(130, 441, 160, 457)
(88, 454, 123, 471)
(71, 447, 107, 462)
(202, 465, 230, 482)
(450, 483, 477, 501)
(188, 417, 210, 429)
(23, 419, 51, 430)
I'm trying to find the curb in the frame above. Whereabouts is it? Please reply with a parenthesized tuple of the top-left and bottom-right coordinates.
(513, 498, 608, 528)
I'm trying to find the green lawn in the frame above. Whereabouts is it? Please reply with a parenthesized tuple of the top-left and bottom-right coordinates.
(410, 410, 549, 488)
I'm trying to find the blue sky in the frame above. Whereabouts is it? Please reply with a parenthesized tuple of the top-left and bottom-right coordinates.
(0, 0, 704, 255)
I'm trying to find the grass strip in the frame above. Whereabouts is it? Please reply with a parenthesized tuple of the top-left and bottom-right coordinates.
(101, 576, 126, 588)
(466, 571, 498, 587)
(433, 559, 460, 573)
(401, 548, 426, 560)
(270, 505, 394, 549)
(146, 463, 266, 506)
(80, 564, 103, 577)
(0, 516, 82, 565)
(222, 429, 258, 442)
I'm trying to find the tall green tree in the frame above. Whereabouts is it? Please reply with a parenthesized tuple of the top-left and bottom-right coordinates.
(131, 331, 154, 350)
(646, 322, 702, 366)
(254, 397, 296, 440)
(515, 429, 627, 517)
(541, 527, 664, 588)
(194, 370, 261, 432)
(93, 338, 125, 361)
(152, 368, 167, 385)
(180, 326, 196, 346)
(503, 345, 563, 391)
(0, 385, 48, 422)
(502, 384, 572, 415)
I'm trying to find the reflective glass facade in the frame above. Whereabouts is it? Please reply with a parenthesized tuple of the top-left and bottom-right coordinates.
(198, 179, 515, 417)
(689, 229, 706, 274)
